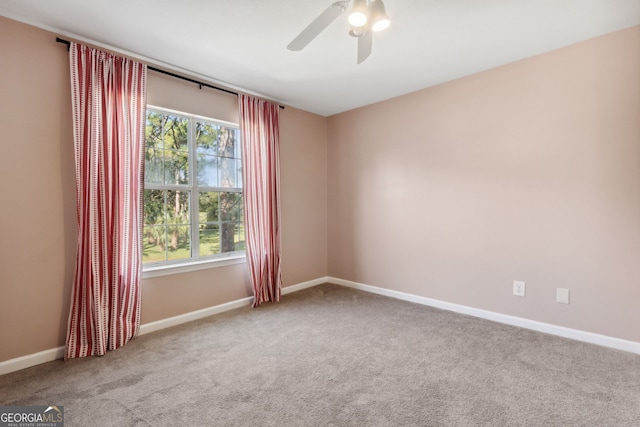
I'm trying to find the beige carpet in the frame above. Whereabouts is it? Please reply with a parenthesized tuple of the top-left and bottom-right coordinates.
(1, 283, 639, 426)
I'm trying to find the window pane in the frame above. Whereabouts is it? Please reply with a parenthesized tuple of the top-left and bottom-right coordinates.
(218, 126, 236, 158)
(199, 192, 219, 223)
(145, 149, 164, 184)
(166, 190, 190, 225)
(198, 192, 243, 255)
(197, 154, 218, 187)
(145, 112, 166, 185)
(236, 161, 243, 188)
(164, 150, 189, 185)
(165, 225, 191, 260)
(163, 115, 189, 152)
(220, 222, 237, 253)
(142, 190, 191, 262)
(144, 189, 167, 262)
(166, 190, 190, 259)
(220, 192, 243, 222)
(146, 111, 165, 150)
(144, 189, 165, 227)
(235, 222, 245, 252)
(196, 121, 218, 155)
(219, 158, 237, 187)
(234, 130, 242, 158)
(199, 224, 220, 257)
(143, 224, 168, 263)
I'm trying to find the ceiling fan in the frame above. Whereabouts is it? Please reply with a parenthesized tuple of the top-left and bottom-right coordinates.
(287, 0, 391, 64)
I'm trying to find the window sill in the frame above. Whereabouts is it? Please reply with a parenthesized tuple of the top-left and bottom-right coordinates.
(143, 255, 246, 279)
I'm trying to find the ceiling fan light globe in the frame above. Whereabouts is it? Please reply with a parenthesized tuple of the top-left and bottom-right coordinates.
(372, 18, 390, 32)
(348, 11, 368, 27)
(370, 0, 390, 32)
(348, 0, 369, 27)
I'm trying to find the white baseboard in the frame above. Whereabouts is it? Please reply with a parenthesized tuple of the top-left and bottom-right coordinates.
(328, 277, 640, 355)
(139, 296, 254, 336)
(0, 346, 65, 376)
(0, 277, 329, 376)
(4, 275, 637, 376)
(140, 277, 329, 336)
(282, 277, 329, 295)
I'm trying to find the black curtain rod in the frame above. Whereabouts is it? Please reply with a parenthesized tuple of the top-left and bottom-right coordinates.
(56, 37, 284, 109)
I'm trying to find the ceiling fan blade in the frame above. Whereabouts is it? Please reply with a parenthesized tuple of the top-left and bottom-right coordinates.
(287, 1, 348, 51)
(357, 30, 373, 64)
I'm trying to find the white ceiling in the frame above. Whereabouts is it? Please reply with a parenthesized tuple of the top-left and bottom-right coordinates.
(1, 0, 639, 116)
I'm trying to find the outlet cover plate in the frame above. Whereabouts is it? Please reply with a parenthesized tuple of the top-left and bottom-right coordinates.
(556, 288, 570, 304)
(513, 281, 526, 297)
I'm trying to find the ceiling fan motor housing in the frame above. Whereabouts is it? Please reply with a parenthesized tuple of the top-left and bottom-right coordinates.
(287, 0, 390, 63)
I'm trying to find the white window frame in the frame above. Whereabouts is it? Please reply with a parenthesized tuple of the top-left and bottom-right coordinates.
(143, 106, 245, 277)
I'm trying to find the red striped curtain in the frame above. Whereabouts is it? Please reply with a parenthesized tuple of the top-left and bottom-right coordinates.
(65, 43, 147, 359)
(239, 95, 282, 307)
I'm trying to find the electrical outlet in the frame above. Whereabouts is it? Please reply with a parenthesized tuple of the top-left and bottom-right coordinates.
(513, 281, 526, 297)
(556, 288, 569, 304)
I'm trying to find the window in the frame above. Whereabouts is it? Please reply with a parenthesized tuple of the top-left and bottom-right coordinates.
(143, 107, 244, 266)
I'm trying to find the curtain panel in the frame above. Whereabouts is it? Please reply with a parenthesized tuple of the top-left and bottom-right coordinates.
(65, 42, 147, 359)
(238, 94, 282, 307)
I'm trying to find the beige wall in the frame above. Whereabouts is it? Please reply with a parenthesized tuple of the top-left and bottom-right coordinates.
(0, 16, 328, 362)
(280, 106, 328, 286)
(328, 26, 640, 342)
(1, 13, 637, 363)
(0, 17, 76, 363)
